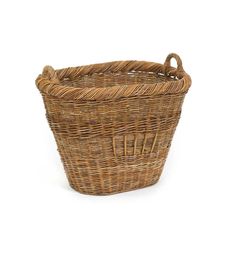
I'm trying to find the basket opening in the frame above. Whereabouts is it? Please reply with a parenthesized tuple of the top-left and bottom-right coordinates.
(60, 71, 178, 89)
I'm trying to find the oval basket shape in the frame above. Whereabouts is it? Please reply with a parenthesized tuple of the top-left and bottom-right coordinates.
(36, 53, 191, 195)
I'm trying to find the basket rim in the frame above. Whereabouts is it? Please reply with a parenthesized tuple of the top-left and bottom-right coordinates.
(36, 59, 191, 101)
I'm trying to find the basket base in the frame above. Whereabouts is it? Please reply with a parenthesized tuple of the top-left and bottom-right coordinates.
(67, 176, 161, 196)
(63, 155, 165, 195)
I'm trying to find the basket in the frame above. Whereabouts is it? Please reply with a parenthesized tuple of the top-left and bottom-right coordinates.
(36, 53, 191, 195)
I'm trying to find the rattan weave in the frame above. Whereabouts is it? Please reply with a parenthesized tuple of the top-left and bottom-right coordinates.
(36, 53, 191, 195)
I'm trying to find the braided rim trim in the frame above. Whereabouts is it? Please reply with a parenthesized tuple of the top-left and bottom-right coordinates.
(36, 60, 191, 101)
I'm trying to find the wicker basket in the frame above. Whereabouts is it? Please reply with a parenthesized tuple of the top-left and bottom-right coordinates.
(36, 53, 191, 195)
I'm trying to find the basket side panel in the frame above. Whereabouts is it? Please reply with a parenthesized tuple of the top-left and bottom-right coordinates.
(41, 93, 186, 194)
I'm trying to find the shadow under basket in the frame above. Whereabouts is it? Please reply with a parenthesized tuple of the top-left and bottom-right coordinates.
(36, 53, 191, 195)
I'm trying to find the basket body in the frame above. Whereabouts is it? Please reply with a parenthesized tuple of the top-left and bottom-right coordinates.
(36, 54, 191, 195)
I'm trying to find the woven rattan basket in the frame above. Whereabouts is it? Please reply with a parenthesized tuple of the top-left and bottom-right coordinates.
(36, 53, 191, 195)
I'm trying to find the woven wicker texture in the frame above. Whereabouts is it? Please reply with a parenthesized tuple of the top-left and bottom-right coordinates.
(36, 53, 191, 195)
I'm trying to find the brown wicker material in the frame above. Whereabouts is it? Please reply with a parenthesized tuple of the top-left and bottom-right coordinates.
(36, 53, 191, 195)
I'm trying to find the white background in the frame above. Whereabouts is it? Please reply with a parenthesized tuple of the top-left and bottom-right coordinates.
(0, 0, 235, 252)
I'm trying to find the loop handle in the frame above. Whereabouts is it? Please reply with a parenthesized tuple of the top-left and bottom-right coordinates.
(42, 65, 59, 82)
(164, 53, 185, 73)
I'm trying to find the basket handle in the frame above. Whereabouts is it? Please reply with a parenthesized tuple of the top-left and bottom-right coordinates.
(42, 65, 59, 82)
(164, 53, 185, 73)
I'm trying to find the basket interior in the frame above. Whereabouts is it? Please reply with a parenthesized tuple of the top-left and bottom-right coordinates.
(61, 71, 178, 88)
